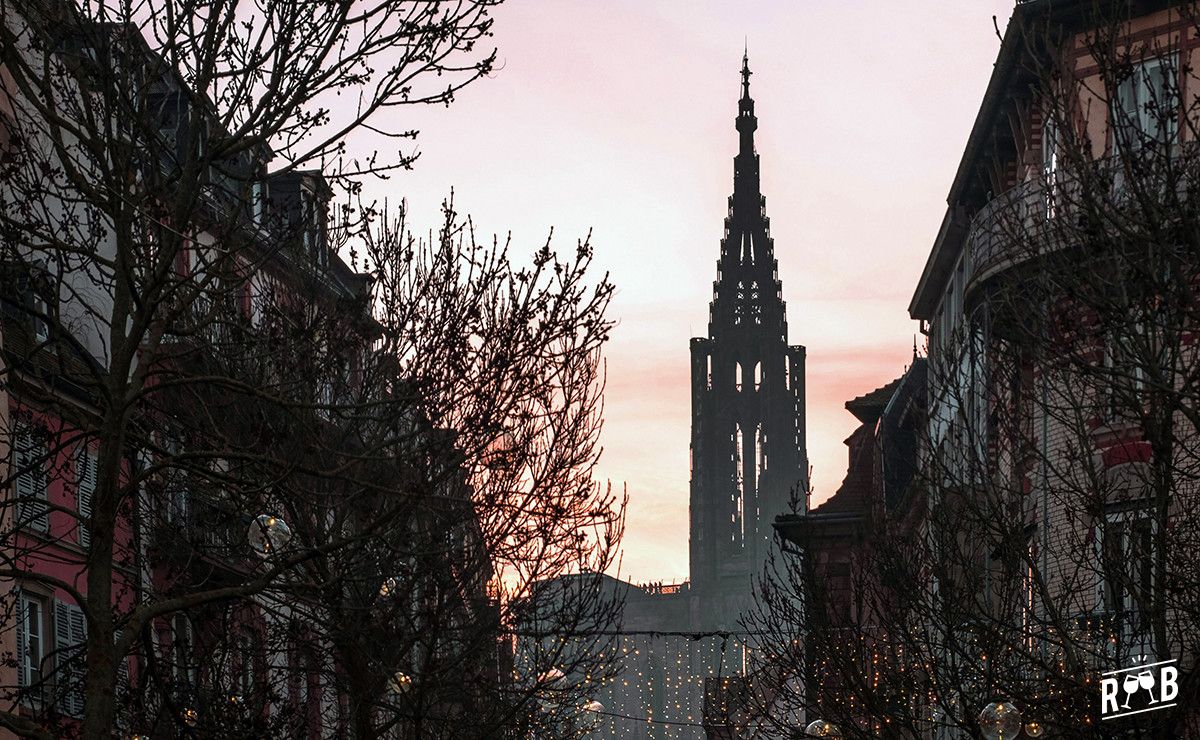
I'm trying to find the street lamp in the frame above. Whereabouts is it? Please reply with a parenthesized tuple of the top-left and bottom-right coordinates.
(804, 719, 842, 738)
(978, 701, 1022, 740)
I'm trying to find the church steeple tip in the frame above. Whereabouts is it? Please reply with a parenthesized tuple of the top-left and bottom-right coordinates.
(735, 47, 757, 164)
(741, 44, 752, 99)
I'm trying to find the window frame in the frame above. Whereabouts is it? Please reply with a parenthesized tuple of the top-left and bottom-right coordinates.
(17, 590, 49, 692)
(1097, 504, 1156, 633)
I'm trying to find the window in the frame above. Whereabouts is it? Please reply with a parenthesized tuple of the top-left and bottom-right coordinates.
(1021, 533, 1037, 650)
(31, 294, 49, 344)
(1099, 508, 1155, 631)
(17, 592, 47, 691)
(161, 431, 190, 526)
(17, 593, 86, 714)
(1043, 113, 1059, 218)
(1103, 321, 1147, 418)
(75, 447, 95, 548)
(252, 181, 266, 226)
(1113, 56, 1178, 148)
(13, 423, 49, 533)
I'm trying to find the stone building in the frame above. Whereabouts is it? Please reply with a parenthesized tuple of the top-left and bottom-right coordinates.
(688, 51, 809, 632)
(549, 51, 810, 740)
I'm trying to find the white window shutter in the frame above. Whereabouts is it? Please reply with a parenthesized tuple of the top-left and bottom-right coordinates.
(53, 600, 87, 717)
(72, 605, 87, 718)
(76, 449, 96, 548)
(53, 600, 72, 714)
(16, 591, 26, 688)
(14, 426, 48, 532)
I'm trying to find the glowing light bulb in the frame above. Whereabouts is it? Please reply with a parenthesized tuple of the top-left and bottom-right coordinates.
(388, 671, 412, 694)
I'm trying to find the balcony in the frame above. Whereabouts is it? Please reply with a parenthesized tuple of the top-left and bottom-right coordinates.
(963, 178, 1049, 296)
(965, 145, 1195, 300)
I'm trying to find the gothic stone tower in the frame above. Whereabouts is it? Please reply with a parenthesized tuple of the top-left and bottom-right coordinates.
(689, 53, 808, 621)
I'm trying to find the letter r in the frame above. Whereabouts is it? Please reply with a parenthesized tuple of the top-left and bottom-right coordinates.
(1102, 677, 1120, 714)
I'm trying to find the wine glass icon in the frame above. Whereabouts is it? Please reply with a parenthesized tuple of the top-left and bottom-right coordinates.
(1122, 673, 1141, 709)
(1138, 669, 1157, 703)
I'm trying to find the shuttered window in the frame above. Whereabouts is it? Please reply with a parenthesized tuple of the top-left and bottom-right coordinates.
(13, 424, 49, 533)
(76, 448, 96, 548)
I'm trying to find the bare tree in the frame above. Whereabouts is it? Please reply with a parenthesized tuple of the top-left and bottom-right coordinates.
(0, 1, 624, 737)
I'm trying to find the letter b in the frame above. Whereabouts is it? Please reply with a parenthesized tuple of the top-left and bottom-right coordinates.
(1160, 665, 1179, 703)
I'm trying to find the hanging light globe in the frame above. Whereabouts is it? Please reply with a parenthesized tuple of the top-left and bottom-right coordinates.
(388, 671, 413, 694)
(978, 702, 1022, 740)
(247, 514, 291, 558)
(1024, 720, 1045, 738)
(378, 577, 399, 598)
(804, 719, 841, 738)
(181, 707, 198, 727)
(583, 700, 604, 713)
(538, 667, 565, 684)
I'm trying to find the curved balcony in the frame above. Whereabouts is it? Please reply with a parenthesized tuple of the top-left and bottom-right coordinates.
(963, 178, 1050, 297)
(965, 145, 1197, 300)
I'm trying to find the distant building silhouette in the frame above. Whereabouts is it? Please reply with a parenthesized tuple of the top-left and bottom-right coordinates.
(529, 52, 810, 740)
(689, 51, 809, 628)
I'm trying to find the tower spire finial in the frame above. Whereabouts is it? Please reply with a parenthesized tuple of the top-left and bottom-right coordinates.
(740, 43, 752, 99)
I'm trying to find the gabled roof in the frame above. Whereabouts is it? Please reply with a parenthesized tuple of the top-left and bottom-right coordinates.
(845, 375, 904, 423)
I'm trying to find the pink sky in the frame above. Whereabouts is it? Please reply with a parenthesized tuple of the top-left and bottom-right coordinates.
(380, 2, 1017, 583)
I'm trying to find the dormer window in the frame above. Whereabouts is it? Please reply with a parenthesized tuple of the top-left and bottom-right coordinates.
(300, 189, 328, 269)
(31, 294, 49, 344)
(252, 180, 266, 227)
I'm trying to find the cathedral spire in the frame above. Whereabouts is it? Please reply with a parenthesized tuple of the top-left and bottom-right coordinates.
(689, 53, 807, 615)
(740, 45, 752, 100)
